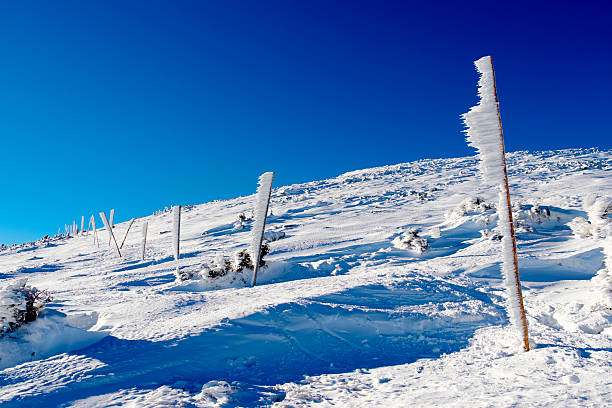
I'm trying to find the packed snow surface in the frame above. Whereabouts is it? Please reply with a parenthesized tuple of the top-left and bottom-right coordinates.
(0, 148, 610, 407)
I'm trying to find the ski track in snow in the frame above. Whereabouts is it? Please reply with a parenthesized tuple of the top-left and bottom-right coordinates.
(0, 148, 611, 407)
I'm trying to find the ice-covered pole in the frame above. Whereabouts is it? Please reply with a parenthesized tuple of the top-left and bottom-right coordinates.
(462, 56, 530, 351)
(251, 172, 274, 286)
(90, 215, 99, 247)
(81, 216, 85, 236)
(100, 211, 121, 257)
(119, 218, 136, 249)
(108, 209, 115, 245)
(141, 221, 148, 261)
(172, 206, 181, 265)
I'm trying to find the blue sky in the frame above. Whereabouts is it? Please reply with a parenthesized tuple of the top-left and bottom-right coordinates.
(1, 1, 610, 245)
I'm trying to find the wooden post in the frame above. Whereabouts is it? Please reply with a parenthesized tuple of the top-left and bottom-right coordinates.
(490, 56, 530, 352)
(141, 221, 148, 260)
(100, 212, 121, 257)
(80, 216, 85, 236)
(119, 218, 136, 249)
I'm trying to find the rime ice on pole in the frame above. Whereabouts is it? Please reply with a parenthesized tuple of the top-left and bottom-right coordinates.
(462, 56, 530, 351)
(99, 212, 121, 257)
(251, 172, 274, 286)
(141, 221, 148, 261)
(173, 206, 181, 262)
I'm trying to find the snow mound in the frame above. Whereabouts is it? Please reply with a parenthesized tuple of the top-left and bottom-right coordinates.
(0, 310, 107, 370)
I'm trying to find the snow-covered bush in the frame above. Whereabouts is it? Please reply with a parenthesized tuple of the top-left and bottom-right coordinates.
(445, 197, 494, 221)
(528, 204, 551, 221)
(392, 228, 429, 253)
(233, 212, 253, 230)
(480, 229, 502, 241)
(0, 280, 52, 334)
(176, 243, 270, 282)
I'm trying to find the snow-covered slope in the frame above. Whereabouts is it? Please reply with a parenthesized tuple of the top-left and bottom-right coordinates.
(0, 148, 610, 407)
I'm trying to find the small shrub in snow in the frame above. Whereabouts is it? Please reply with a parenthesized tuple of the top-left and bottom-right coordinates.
(177, 243, 270, 282)
(480, 229, 502, 241)
(445, 197, 494, 220)
(202, 255, 234, 279)
(233, 212, 253, 230)
(529, 204, 551, 220)
(392, 228, 429, 253)
(0, 279, 52, 334)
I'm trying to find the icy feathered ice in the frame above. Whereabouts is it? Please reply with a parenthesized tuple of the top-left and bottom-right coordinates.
(462, 56, 506, 186)
(251, 172, 274, 286)
(173, 206, 181, 262)
(463, 56, 528, 348)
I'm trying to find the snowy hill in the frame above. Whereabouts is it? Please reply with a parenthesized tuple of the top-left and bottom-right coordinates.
(0, 148, 611, 407)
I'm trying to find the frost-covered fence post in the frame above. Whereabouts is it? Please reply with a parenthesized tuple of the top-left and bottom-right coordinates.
(80, 216, 85, 236)
(100, 212, 121, 257)
(172, 206, 181, 269)
(86, 215, 91, 236)
(251, 172, 274, 286)
(141, 221, 148, 260)
(90, 215, 99, 246)
(463, 55, 530, 351)
(108, 209, 115, 245)
(119, 218, 136, 249)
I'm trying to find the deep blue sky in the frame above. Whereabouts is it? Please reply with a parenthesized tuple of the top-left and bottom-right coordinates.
(1, 1, 610, 245)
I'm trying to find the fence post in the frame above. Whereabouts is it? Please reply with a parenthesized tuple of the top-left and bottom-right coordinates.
(141, 221, 148, 260)
(108, 209, 115, 245)
(172, 206, 181, 268)
(251, 172, 274, 286)
(463, 56, 529, 351)
(119, 218, 136, 249)
(100, 212, 121, 257)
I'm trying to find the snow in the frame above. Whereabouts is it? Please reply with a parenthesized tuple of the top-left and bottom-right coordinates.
(0, 148, 611, 406)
